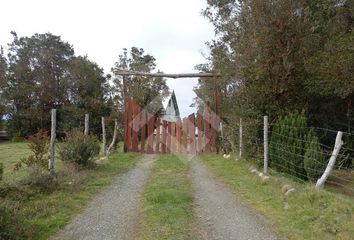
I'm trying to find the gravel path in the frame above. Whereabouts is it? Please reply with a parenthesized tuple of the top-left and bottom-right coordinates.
(191, 159, 278, 240)
(52, 154, 155, 240)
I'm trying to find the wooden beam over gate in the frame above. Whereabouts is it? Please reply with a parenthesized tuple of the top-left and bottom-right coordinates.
(115, 69, 220, 79)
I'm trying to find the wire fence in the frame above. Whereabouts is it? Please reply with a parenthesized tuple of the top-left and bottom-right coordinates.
(220, 116, 354, 196)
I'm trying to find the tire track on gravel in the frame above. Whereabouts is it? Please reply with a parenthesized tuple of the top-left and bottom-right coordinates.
(52, 154, 155, 240)
(191, 158, 278, 240)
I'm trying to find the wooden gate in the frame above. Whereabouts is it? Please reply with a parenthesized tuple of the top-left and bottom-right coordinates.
(124, 98, 219, 154)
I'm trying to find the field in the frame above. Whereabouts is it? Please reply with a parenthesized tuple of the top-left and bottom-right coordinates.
(0, 141, 139, 239)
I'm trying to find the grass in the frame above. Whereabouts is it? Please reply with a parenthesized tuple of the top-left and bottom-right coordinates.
(0, 141, 140, 239)
(135, 154, 195, 240)
(0, 141, 63, 183)
(199, 154, 354, 240)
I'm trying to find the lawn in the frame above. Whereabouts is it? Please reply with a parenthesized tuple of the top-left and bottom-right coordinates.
(135, 154, 196, 240)
(0, 141, 64, 183)
(0, 141, 140, 239)
(199, 154, 354, 240)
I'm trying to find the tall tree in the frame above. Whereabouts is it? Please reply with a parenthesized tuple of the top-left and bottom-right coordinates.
(4, 32, 75, 135)
(197, 0, 354, 154)
(113, 47, 169, 115)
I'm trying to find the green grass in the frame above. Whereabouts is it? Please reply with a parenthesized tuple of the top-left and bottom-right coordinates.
(0, 141, 140, 239)
(136, 154, 194, 240)
(0, 141, 64, 183)
(199, 154, 354, 240)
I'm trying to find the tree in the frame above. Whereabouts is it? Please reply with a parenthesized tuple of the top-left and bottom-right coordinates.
(112, 47, 169, 116)
(4, 32, 75, 136)
(59, 56, 111, 136)
(198, 0, 354, 161)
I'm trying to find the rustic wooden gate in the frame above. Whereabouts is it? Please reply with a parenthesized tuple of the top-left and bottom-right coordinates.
(124, 98, 219, 154)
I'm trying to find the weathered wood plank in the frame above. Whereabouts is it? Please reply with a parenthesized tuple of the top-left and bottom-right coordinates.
(176, 120, 182, 153)
(162, 120, 167, 153)
(140, 110, 146, 153)
(197, 112, 203, 153)
(147, 113, 154, 154)
(171, 122, 176, 153)
(155, 118, 161, 153)
(182, 118, 188, 153)
(166, 121, 172, 153)
(189, 114, 196, 155)
(132, 103, 139, 152)
(126, 99, 133, 152)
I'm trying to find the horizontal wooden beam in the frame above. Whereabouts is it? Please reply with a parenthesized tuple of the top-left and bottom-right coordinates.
(115, 69, 219, 79)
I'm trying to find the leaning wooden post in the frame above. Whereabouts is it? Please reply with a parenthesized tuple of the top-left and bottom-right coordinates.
(102, 117, 107, 156)
(107, 119, 118, 156)
(239, 118, 243, 158)
(49, 109, 56, 174)
(84, 113, 89, 135)
(315, 131, 343, 190)
(264, 116, 269, 174)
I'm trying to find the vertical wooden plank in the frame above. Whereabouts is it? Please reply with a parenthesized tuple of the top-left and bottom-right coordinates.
(197, 112, 203, 153)
(166, 122, 172, 153)
(171, 122, 176, 153)
(203, 107, 210, 153)
(210, 114, 216, 153)
(155, 118, 161, 153)
(176, 120, 182, 153)
(146, 113, 154, 154)
(126, 99, 132, 152)
(182, 118, 188, 153)
(131, 103, 139, 152)
(123, 76, 128, 152)
(140, 110, 146, 153)
(189, 114, 196, 155)
(162, 120, 167, 153)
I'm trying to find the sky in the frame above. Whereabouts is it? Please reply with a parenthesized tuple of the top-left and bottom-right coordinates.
(0, 0, 215, 117)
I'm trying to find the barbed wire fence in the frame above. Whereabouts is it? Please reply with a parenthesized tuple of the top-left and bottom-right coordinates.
(220, 116, 354, 196)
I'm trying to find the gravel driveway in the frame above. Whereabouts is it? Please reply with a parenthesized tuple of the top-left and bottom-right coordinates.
(191, 159, 278, 240)
(51, 154, 155, 240)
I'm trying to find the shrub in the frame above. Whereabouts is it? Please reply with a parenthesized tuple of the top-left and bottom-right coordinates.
(304, 130, 326, 181)
(269, 112, 308, 178)
(0, 202, 31, 239)
(59, 129, 100, 167)
(14, 129, 49, 171)
(0, 162, 3, 182)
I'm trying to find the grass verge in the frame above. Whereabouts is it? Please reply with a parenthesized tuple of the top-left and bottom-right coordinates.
(199, 154, 354, 240)
(0, 149, 139, 239)
(135, 154, 194, 240)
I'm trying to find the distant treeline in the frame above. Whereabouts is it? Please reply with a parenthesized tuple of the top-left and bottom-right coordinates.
(0, 32, 168, 139)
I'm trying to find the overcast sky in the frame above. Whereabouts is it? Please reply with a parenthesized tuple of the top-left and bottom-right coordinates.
(0, 0, 215, 117)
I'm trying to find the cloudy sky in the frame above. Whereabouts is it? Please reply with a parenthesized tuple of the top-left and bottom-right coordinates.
(0, 0, 215, 117)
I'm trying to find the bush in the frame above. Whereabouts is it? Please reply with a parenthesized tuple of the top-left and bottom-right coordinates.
(0, 202, 31, 239)
(0, 162, 3, 182)
(14, 129, 49, 171)
(269, 112, 308, 178)
(59, 129, 100, 167)
(304, 130, 326, 181)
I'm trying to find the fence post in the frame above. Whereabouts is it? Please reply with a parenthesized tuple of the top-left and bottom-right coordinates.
(239, 118, 243, 158)
(102, 117, 107, 156)
(107, 119, 118, 156)
(84, 113, 89, 135)
(315, 131, 343, 190)
(49, 109, 56, 174)
(264, 116, 269, 174)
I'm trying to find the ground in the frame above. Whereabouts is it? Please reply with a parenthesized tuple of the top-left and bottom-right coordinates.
(1, 142, 353, 239)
